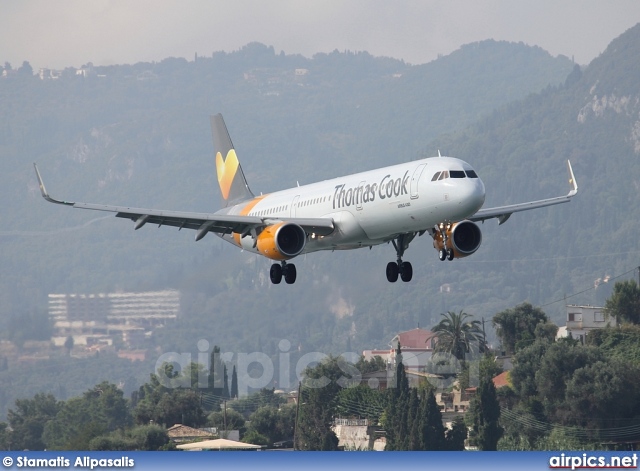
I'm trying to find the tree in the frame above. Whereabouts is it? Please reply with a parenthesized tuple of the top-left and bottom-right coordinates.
(133, 363, 207, 428)
(446, 416, 468, 451)
(354, 355, 386, 374)
(7, 393, 61, 450)
(587, 324, 640, 364)
(336, 384, 386, 424)
(245, 405, 296, 445)
(88, 424, 172, 451)
(241, 429, 269, 446)
(18, 61, 33, 77)
(229, 388, 285, 417)
(154, 389, 206, 428)
(407, 389, 422, 450)
(605, 280, 640, 324)
(0, 422, 9, 450)
(468, 377, 503, 450)
(127, 424, 172, 450)
(509, 340, 550, 399)
(223, 364, 230, 399)
(230, 365, 238, 399)
(64, 336, 74, 356)
(432, 310, 484, 360)
(296, 356, 351, 450)
(492, 303, 549, 354)
(209, 346, 225, 399)
(42, 382, 130, 450)
(457, 353, 503, 391)
(534, 322, 559, 343)
(420, 390, 446, 450)
(535, 342, 603, 421)
(207, 408, 246, 436)
(384, 344, 410, 450)
(565, 359, 640, 433)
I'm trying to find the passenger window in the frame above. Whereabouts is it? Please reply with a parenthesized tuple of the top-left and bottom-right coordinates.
(431, 172, 441, 181)
(450, 170, 465, 178)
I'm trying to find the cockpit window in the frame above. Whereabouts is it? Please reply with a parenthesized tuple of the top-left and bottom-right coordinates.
(450, 170, 465, 178)
(431, 172, 441, 181)
(465, 170, 478, 178)
(438, 171, 449, 180)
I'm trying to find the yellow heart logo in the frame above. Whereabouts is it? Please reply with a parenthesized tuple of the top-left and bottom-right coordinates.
(216, 149, 239, 200)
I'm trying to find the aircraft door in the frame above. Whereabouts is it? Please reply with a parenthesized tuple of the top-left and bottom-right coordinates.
(410, 164, 427, 199)
(356, 181, 366, 210)
(291, 195, 300, 217)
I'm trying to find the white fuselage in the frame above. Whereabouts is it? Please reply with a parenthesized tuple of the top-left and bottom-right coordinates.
(218, 156, 486, 254)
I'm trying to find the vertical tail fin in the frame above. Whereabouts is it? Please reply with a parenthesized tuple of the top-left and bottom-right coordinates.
(211, 114, 254, 207)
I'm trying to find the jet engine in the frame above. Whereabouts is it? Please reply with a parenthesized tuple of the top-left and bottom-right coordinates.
(432, 220, 482, 259)
(256, 222, 307, 260)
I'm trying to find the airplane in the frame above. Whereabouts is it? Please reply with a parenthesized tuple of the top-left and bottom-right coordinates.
(34, 113, 578, 285)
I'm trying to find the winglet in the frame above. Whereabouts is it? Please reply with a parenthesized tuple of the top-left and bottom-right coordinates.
(33, 164, 74, 206)
(567, 160, 578, 197)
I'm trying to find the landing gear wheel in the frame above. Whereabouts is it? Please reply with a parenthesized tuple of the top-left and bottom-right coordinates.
(439, 249, 447, 261)
(386, 262, 399, 283)
(270, 264, 283, 284)
(400, 261, 413, 282)
(283, 263, 297, 284)
(447, 248, 454, 261)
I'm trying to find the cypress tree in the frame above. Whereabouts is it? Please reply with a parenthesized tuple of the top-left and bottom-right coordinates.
(445, 416, 468, 450)
(470, 378, 503, 450)
(230, 365, 238, 399)
(407, 389, 422, 450)
(385, 343, 410, 450)
(421, 390, 446, 450)
(223, 365, 230, 399)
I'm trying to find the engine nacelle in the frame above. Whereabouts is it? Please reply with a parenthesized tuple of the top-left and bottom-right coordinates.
(256, 222, 307, 260)
(432, 220, 482, 259)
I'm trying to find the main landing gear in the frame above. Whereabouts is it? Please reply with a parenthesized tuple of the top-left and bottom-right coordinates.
(270, 261, 297, 285)
(438, 248, 454, 261)
(434, 223, 455, 261)
(386, 233, 415, 283)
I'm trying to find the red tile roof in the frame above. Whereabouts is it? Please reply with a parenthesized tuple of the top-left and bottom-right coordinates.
(492, 371, 511, 389)
(393, 328, 437, 349)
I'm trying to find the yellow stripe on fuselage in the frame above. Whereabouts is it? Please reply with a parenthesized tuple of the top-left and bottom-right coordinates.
(232, 195, 268, 246)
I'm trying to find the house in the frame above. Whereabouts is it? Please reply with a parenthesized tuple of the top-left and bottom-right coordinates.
(492, 371, 511, 389)
(558, 305, 615, 343)
(166, 424, 216, 444)
(332, 418, 385, 451)
(362, 328, 437, 373)
(437, 387, 476, 416)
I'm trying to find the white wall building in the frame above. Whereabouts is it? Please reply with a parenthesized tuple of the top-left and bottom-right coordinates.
(557, 304, 616, 343)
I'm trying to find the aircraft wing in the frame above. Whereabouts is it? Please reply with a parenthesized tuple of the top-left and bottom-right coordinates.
(469, 160, 578, 225)
(34, 164, 335, 240)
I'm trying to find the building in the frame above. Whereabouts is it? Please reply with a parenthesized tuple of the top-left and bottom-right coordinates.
(363, 328, 437, 373)
(332, 418, 385, 451)
(49, 290, 179, 351)
(557, 304, 616, 343)
(167, 424, 216, 444)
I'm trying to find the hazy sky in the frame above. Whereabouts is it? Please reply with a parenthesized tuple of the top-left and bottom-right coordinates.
(2, 1, 640, 71)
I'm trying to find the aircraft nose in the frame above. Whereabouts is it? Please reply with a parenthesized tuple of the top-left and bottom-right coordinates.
(461, 177, 485, 215)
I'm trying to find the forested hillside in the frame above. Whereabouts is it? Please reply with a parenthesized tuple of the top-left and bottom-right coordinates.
(3, 24, 640, 418)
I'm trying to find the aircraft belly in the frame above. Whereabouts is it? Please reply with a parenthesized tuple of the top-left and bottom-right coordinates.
(359, 196, 434, 240)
